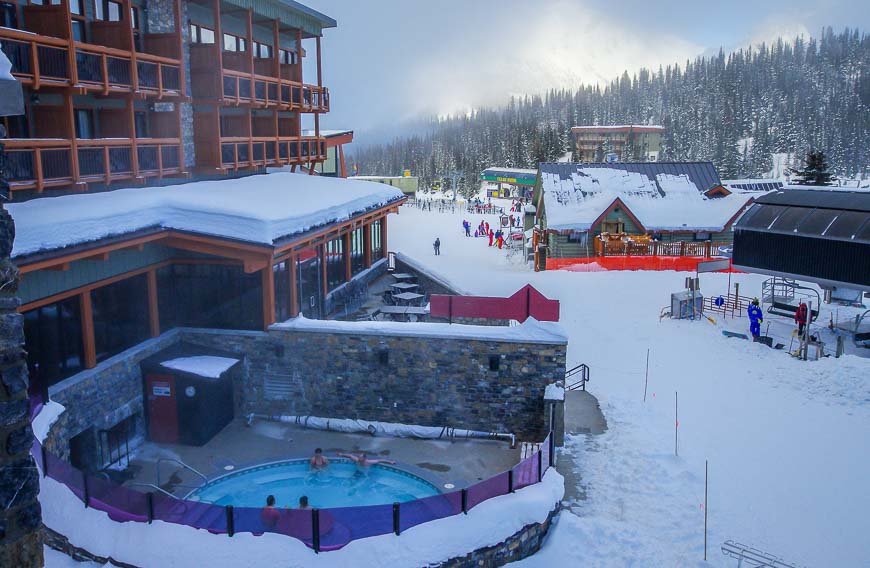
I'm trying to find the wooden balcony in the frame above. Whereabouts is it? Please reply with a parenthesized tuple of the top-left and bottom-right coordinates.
(220, 69, 329, 112)
(0, 27, 183, 98)
(593, 237, 729, 257)
(219, 136, 326, 170)
(4, 138, 184, 193)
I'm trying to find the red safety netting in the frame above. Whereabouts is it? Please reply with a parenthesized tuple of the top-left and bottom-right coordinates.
(547, 256, 740, 272)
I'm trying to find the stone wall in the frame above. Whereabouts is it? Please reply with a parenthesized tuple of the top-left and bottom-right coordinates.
(0, 148, 43, 565)
(45, 334, 179, 465)
(181, 324, 566, 441)
(45, 318, 565, 460)
(437, 505, 560, 568)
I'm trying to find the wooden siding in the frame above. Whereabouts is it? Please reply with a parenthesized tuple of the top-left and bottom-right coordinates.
(18, 244, 173, 304)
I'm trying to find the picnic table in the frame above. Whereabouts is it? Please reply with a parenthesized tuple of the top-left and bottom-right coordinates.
(392, 291, 425, 305)
(391, 273, 416, 281)
(378, 305, 429, 322)
(390, 282, 419, 291)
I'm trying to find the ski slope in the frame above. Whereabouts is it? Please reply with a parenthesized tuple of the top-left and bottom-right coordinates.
(389, 203, 870, 567)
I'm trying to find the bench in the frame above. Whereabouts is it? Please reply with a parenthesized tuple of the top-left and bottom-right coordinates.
(767, 301, 819, 321)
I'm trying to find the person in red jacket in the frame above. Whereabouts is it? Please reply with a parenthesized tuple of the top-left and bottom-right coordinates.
(488, 229, 494, 247)
(795, 302, 809, 336)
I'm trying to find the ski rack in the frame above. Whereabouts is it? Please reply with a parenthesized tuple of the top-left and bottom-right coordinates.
(721, 540, 806, 568)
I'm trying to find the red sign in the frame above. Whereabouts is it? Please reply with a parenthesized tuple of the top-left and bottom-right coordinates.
(430, 285, 560, 322)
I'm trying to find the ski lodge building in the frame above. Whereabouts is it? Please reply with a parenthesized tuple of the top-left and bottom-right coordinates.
(2, 0, 410, 462)
(0, 0, 339, 201)
(531, 162, 754, 270)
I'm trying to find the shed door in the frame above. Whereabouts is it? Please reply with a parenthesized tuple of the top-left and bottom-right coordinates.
(146, 373, 178, 443)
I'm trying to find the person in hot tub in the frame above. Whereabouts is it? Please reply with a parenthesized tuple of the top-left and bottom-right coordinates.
(309, 448, 330, 469)
(338, 451, 395, 470)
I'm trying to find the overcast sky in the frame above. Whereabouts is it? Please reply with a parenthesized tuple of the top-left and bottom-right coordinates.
(300, 0, 868, 141)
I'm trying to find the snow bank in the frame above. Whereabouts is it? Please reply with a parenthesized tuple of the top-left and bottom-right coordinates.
(39, 461, 563, 568)
(32, 401, 65, 443)
(543, 383, 565, 401)
(159, 356, 239, 378)
(271, 315, 568, 345)
(540, 165, 751, 231)
(8, 172, 405, 258)
(388, 206, 870, 566)
(0, 42, 13, 80)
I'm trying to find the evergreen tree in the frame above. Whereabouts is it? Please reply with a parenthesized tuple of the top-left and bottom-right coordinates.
(351, 28, 870, 183)
(790, 150, 837, 185)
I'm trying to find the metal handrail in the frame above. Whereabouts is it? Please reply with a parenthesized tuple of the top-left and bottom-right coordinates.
(565, 363, 590, 391)
(127, 483, 180, 501)
(156, 458, 207, 487)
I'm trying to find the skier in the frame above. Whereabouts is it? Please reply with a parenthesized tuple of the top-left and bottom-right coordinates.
(747, 298, 763, 339)
(484, 221, 490, 234)
(497, 234, 504, 249)
(488, 229, 494, 247)
(433, 237, 441, 256)
(794, 302, 808, 336)
(463, 220, 470, 237)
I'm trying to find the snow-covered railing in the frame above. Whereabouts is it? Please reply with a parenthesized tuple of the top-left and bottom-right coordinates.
(32, 432, 554, 552)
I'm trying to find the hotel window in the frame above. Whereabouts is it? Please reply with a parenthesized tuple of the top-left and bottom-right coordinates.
(223, 33, 246, 52)
(156, 264, 263, 331)
(74, 109, 96, 139)
(23, 296, 85, 389)
(370, 220, 383, 259)
(0, 2, 17, 29)
(91, 275, 150, 363)
(350, 227, 365, 275)
(134, 110, 148, 138)
(131, 6, 141, 49)
(273, 260, 292, 322)
(325, 237, 345, 291)
(95, 0, 123, 21)
(279, 49, 296, 65)
(254, 41, 272, 59)
(189, 23, 215, 44)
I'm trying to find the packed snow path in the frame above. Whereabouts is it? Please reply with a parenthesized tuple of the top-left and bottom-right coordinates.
(390, 203, 870, 567)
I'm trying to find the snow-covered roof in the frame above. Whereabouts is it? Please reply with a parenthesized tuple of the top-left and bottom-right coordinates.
(539, 163, 750, 232)
(159, 356, 239, 378)
(301, 129, 352, 138)
(481, 167, 538, 176)
(8, 172, 404, 258)
(272, 315, 568, 345)
(722, 179, 784, 193)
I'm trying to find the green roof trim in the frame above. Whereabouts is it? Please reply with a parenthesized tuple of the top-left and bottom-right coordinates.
(223, 0, 336, 37)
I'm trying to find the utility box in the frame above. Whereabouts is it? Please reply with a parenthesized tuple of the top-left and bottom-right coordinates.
(671, 291, 704, 320)
(141, 343, 240, 446)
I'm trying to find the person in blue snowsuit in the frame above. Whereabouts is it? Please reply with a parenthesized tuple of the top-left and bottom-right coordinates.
(747, 298, 763, 339)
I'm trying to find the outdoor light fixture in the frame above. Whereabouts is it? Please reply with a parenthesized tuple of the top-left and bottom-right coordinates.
(378, 349, 389, 365)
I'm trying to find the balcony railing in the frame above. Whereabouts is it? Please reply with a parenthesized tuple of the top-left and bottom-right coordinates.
(593, 237, 729, 257)
(220, 68, 329, 112)
(219, 136, 326, 170)
(0, 27, 182, 97)
(0, 27, 70, 87)
(3, 138, 183, 193)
